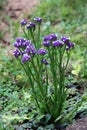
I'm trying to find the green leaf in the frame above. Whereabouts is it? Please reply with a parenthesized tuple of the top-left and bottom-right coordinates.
(45, 124, 54, 129)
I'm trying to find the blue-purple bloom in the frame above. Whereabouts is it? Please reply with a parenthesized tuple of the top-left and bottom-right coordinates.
(41, 59, 48, 65)
(53, 40, 64, 47)
(22, 40, 31, 47)
(42, 41, 50, 47)
(25, 44, 35, 53)
(61, 37, 70, 44)
(27, 22, 36, 30)
(38, 48, 47, 55)
(44, 34, 57, 41)
(66, 42, 75, 51)
(31, 49, 37, 55)
(14, 42, 21, 48)
(67, 42, 75, 48)
(13, 49, 21, 58)
(22, 54, 31, 63)
(14, 38, 31, 48)
(34, 17, 42, 23)
(20, 19, 27, 26)
(16, 37, 25, 43)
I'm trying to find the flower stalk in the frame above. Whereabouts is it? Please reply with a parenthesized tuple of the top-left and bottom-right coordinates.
(13, 18, 75, 123)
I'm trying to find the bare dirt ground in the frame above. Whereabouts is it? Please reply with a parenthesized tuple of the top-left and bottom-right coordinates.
(0, 0, 39, 44)
(66, 116, 87, 130)
(7, 0, 39, 18)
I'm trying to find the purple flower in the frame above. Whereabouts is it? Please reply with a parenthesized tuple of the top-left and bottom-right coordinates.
(25, 44, 35, 53)
(27, 22, 36, 30)
(16, 37, 26, 43)
(20, 19, 27, 26)
(42, 41, 50, 47)
(66, 47, 70, 51)
(44, 35, 50, 41)
(22, 40, 31, 47)
(53, 40, 64, 47)
(67, 42, 75, 48)
(14, 38, 26, 48)
(61, 37, 70, 44)
(31, 49, 37, 55)
(13, 49, 21, 58)
(22, 54, 31, 63)
(44, 34, 57, 41)
(25, 43, 36, 55)
(66, 42, 75, 51)
(38, 48, 47, 55)
(41, 59, 48, 65)
(50, 34, 57, 41)
(34, 17, 42, 23)
(14, 42, 22, 48)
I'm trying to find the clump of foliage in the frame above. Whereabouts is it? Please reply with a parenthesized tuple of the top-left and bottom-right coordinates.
(33, 0, 87, 23)
(12, 17, 84, 128)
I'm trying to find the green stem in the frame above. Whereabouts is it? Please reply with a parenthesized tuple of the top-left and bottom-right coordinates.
(37, 24, 41, 48)
(64, 52, 70, 70)
(31, 59, 45, 98)
(48, 47, 57, 101)
(30, 30, 36, 45)
(45, 66, 48, 95)
(22, 27, 28, 39)
(17, 59, 40, 108)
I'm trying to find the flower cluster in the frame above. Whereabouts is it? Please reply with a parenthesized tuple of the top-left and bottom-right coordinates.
(38, 48, 47, 55)
(41, 59, 48, 65)
(13, 38, 36, 63)
(44, 34, 57, 42)
(34, 17, 42, 23)
(20, 17, 42, 31)
(27, 22, 36, 30)
(20, 19, 27, 26)
(13, 17, 76, 123)
(53, 40, 64, 47)
(13, 18, 75, 64)
(42, 34, 75, 50)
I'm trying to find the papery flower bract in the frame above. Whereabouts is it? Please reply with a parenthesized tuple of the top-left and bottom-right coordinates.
(31, 49, 37, 55)
(42, 41, 50, 47)
(27, 22, 36, 30)
(14, 42, 21, 48)
(34, 17, 42, 23)
(41, 59, 48, 65)
(20, 19, 27, 26)
(22, 40, 31, 47)
(14, 38, 26, 48)
(16, 37, 26, 43)
(53, 40, 64, 47)
(13, 49, 21, 58)
(38, 48, 47, 55)
(44, 35, 50, 41)
(66, 42, 75, 51)
(61, 37, 70, 44)
(22, 54, 31, 63)
(44, 34, 57, 41)
(67, 42, 75, 48)
(50, 34, 57, 41)
(25, 44, 35, 53)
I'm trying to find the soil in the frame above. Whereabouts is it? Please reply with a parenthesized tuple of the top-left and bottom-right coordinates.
(0, 0, 39, 44)
(7, 0, 39, 18)
(66, 116, 87, 130)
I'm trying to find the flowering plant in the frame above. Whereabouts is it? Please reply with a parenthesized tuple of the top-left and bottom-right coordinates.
(13, 17, 75, 123)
